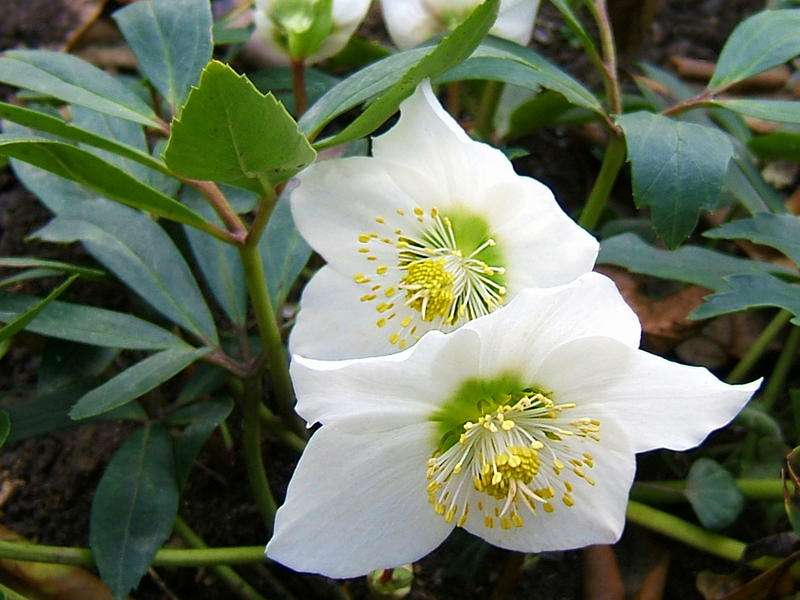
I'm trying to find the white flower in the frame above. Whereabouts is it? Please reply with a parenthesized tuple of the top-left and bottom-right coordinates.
(253, 0, 371, 64)
(267, 273, 760, 577)
(381, 0, 541, 50)
(289, 80, 598, 360)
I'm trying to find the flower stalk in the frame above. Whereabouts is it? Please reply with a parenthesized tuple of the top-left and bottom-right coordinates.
(577, 134, 627, 230)
(242, 374, 279, 531)
(586, 0, 622, 116)
(727, 309, 793, 383)
(761, 323, 800, 411)
(474, 80, 505, 142)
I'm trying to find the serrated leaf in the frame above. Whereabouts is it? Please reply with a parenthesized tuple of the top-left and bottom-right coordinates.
(259, 195, 312, 307)
(309, 0, 502, 149)
(691, 272, 800, 323)
(0, 50, 160, 127)
(70, 346, 211, 419)
(617, 111, 734, 248)
(90, 424, 179, 600)
(34, 199, 219, 344)
(114, 0, 213, 115)
(0, 292, 187, 349)
(0, 135, 209, 228)
(714, 99, 800, 125)
(0, 275, 77, 343)
(705, 213, 800, 267)
(0, 410, 9, 449)
(164, 60, 315, 192)
(168, 397, 234, 488)
(684, 458, 745, 530)
(598, 233, 795, 292)
(710, 9, 800, 90)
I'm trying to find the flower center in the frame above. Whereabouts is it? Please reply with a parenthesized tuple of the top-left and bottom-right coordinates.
(426, 389, 600, 531)
(354, 206, 507, 349)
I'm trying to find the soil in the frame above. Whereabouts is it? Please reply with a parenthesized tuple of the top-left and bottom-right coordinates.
(0, 1, 780, 599)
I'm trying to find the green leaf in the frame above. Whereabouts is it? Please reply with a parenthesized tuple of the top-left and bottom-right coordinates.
(0, 50, 160, 127)
(259, 194, 312, 307)
(90, 424, 179, 600)
(0, 256, 105, 279)
(617, 111, 734, 248)
(175, 362, 230, 405)
(168, 397, 234, 488)
(249, 67, 339, 116)
(70, 346, 211, 419)
(38, 340, 118, 394)
(506, 90, 573, 139)
(714, 99, 800, 125)
(0, 410, 9, 449)
(705, 213, 800, 267)
(114, 0, 213, 115)
(726, 151, 787, 214)
(309, 0, 501, 149)
(684, 458, 745, 530)
(0, 135, 209, 228)
(710, 9, 800, 90)
(34, 199, 219, 344)
(0, 275, 77, 343)
(163, 60, 316, 193)
(691, 272, 800, 323)
(598, 233, 795, 292)
(748, 131, 800, 161)
(0, 292, 187, 349)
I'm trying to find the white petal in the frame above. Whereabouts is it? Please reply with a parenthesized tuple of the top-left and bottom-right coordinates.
(306, 0, 371, 63)
(291, 325, 484, 430)
(463, 413, 635, 551)
(535, 336, 761, 452)
(465, 273, 642, 381)
(492, 0, 541, 45)
(267, 422, 452, 577)
(381, 0, 479, 50)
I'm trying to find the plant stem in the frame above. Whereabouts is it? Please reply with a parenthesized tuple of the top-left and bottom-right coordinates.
(173, 517, 269, 600)
(761, 323, 800, 411)
(447, 81, 462, 118)
(474, 80, 504, 142)
(577, 133, 627, 230)
(243, 375, 278, 531)
(0, 582, 31, 600)
(291, 58, 308, 117)
(728, 309, 792, 383)
(586, 0, 622, 115)
(259, 404, 307, 453)
(185, 179, 248, 241)
(490, 551, 525, 600)
(631, 478, 783, 504)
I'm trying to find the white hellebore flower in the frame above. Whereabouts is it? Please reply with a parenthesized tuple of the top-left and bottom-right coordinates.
(381, 0, 541, 50)
(267, 273, 761, 577)
(253, 0, 371, 64)
(290, 80, 598, 360)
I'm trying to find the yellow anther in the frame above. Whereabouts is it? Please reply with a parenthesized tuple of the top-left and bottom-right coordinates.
(389, 333, 400, 345)
(397, 209, 405, 216)
(563, 495, 574, 507)
(502, 420, 515, 431)
(543, 502, 554, 513)
(376, 303, 389, 313)
(359, 247, 370, 253)
(511, 512, 523, 527)
(500, 518, 511, 530)
(399, 339, 407, 349)
(401, 316, 413, 328)
(485, 516, 494, 528)
(385, 287, 396, 297)
(376, 318, 386, 327)
(354, 274, 370, 284)
(375, 216, 385, 224)
(358, 234, 371, 243)
(376, 265, 388, 275)
(414, 207, 424, 216)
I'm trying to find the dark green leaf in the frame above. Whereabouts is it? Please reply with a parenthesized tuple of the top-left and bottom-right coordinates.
(34, 199, 219, 344)
(38, 340, 118, 394)
(164, 60, 316, 192)
(0, 268, 66, 289)
(684, 458, 745, 530)
(710, 9, 800, 90)
(310, 0, 501, 149)
(727, 151, 787, 214)
(0, 135, 209, 228)
(0, 50, 160, 127)
(249, 67, 339, 116)
(691, 272, 800, 323)
(0, 257, 105, 279)
(714, 99, 800, 125)
(70, 346, 211, 419)
(0, 410, 9, 449)
(705, 213, 800, 266)
(0, 275, 77, 343)
(259, 194, 312, 307)
(169, 397, 234, 488)
(90, 424, 179, 600)
(506, 90, 573, 139)
(0, 292, 187, 349)
(598, 233, 795, 292)
(748, 131, 800, 161)
(114, 0, 213, 114)
(617, 111, 734, 248)
(175, 362, 230, 405)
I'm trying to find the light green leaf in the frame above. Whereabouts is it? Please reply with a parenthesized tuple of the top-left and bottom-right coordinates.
(713, 98, 800, 125)
(710, 9, 800, 89)
(114, 0, 213, 114)
(598, 233, 795, 292)
(684, 458, 745, 530)
(0, 275, 77, 343)
(748, 131, 800, 161)
(310, 0, 501, 149)
(617, 111, 734, 248)
(90, 425, 179, 600)
(0, 410, 9, 449)
(0, 292, 188, 349)
(691, 272, 800, 324)
(163, 60, 316, 193)
(0, 50, 160, 127)
(705, 213, 800, 266)
(0, 134, 209, 229)
(34, 199, 219, 344)
(70, 346, 211, 419)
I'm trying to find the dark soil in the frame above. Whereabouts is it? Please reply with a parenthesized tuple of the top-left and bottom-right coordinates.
(0, 1, 775, 599)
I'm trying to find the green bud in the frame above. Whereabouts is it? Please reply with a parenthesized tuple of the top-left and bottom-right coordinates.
(366, 565, 414, 600)
(269, 0, 334, 61)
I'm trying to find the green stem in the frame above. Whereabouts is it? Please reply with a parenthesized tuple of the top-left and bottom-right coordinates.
(259, 404, 307, 453)
(0, 540, 266, 567)
(626, 501, 785, 572)
(728, 309, 792, 383)
(173, 516, 269, 600)
(586, 0, 622, 115)
(761, 323, 800, 411)
(577, 133, 627, 230)
(631, 478, 783, 504)
(0, 583, 31, 600)
(474, 80, 504, 142)
(243, 376, 278, 531)
(186, 179, 248, 241)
